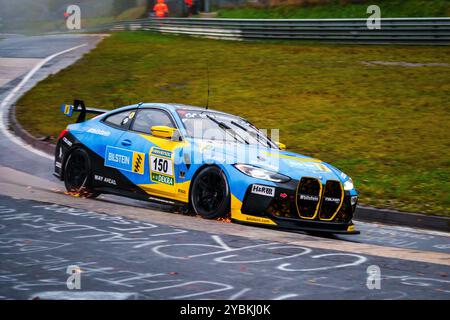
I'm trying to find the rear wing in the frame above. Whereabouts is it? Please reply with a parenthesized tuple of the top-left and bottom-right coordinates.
(61, 99, 107, 123)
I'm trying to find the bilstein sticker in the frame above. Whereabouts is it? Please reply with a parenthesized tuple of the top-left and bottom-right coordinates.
(104, 146, 145, 175)
(251, 184, 275, 197)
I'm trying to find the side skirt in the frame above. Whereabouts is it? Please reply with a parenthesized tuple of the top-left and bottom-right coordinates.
(94, 186, 187, 208)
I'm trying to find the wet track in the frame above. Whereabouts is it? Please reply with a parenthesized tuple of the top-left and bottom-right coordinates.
(0, 34, 449, 300)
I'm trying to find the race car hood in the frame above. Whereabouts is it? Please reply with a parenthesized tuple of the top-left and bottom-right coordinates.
(190, 139, 349, 183)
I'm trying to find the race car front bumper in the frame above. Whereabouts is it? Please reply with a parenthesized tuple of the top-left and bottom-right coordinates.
(231, 178, 360, 234)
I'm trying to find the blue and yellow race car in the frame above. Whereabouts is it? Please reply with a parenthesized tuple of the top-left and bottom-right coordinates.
(55, 100, 359, 234)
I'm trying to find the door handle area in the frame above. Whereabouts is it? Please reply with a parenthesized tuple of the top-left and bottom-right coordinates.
(121, 139, 132, 146)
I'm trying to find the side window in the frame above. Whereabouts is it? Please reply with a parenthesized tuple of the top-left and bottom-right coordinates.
(131, 109, 175, 135)
(103, 110, 135, 129)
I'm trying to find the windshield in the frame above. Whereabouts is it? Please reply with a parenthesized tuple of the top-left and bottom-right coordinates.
(177, 109, 279, 149)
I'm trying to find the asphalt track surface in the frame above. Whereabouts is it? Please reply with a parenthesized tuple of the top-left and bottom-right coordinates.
(0, 34, 449, 300)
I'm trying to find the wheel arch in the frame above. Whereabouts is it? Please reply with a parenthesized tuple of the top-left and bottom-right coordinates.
(59, 143, 90, 181)
(188, 163, 231, 196)
(187, 163, 231, 215)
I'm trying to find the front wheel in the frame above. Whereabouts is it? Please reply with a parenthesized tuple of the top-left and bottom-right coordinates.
(63, 148, 99, 198)
(190, 166, 230, 219)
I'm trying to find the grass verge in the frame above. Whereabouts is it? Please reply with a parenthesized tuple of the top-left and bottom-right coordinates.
(15, 32, 450, 216)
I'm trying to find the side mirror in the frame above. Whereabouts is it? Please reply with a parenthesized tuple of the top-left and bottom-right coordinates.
(151, 125, 176, 139)
(276, 142, 286, 150)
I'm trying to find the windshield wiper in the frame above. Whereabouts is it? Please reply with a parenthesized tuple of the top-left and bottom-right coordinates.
(206, 114, 230, 129)
(221, 119, 249, 145)
(206, 114, 246, 144)
(231, 120, 273, 148)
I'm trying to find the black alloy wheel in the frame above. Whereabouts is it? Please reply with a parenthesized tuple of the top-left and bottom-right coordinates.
(64, 148, 99, 198)
(191, 166, 230, 219)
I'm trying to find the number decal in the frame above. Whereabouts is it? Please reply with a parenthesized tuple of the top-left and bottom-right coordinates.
(151, 156, 173, 175)
(150, 148, 174, 185)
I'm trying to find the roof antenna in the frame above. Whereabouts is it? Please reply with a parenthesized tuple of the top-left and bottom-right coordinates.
(205, 64, 210, 110)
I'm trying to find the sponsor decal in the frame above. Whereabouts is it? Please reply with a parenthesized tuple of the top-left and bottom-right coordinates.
(61, 104, 74, 116)
(245, 216, 275, 224)
(183, 112, 204, 118)
(299, 194, 319, 201)
(87, 128, 111, 136)
(324, 197, 341, 203)
(62, 137, 72, 147)
(94, 174, 117, 186)
(132, 152, 144, 175)
(151, 148, 172, 158)
(280, 193, 288, 199)
(104, 146, 145, 175)
(148, 196, 175, 205)
(150, 147, 174, 185)
(251, 184, 275, 197)
(151, 172, 174, 186)
(285, 160, 331, 173)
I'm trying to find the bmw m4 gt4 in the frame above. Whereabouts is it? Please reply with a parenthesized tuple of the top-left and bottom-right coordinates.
(55, 100, 359, 234)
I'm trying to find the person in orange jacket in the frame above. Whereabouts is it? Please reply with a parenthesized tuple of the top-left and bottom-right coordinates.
(185, 0, 193, 16)
(153, 0, 169, 18)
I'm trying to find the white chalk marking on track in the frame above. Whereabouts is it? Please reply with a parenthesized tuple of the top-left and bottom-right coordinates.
(273, 293, 299, 300)
(0, 43, 88, 160)
(228, 288, 251, 300)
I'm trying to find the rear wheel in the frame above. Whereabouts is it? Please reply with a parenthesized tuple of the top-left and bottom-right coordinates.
(190, 166, 230, 219)
(64, 148, 99, 198)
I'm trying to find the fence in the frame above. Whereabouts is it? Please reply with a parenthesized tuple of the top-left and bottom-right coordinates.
(93, 17, 450, 45)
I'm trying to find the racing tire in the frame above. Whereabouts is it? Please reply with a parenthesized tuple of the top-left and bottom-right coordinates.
(190, 166, 230, 219)
(63, 148, 100, 198)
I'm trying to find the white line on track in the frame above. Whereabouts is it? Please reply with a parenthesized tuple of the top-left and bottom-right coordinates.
(0, 43, 88, 160)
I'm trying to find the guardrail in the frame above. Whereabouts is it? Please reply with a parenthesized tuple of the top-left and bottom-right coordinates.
(98, 17, 450, 45)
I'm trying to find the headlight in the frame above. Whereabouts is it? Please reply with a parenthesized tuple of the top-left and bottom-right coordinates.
(343, 178, 354, 191)
(234, 164, 291, 183)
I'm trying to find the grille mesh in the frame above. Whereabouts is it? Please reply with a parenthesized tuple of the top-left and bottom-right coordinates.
(295, 178, 343, 221)
(319, 180, 344, 220)
(295, 177, 321, 219)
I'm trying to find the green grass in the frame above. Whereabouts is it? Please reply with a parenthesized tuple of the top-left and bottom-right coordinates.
(15, 32, 450, 216)
(217, 0, 450, 19)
